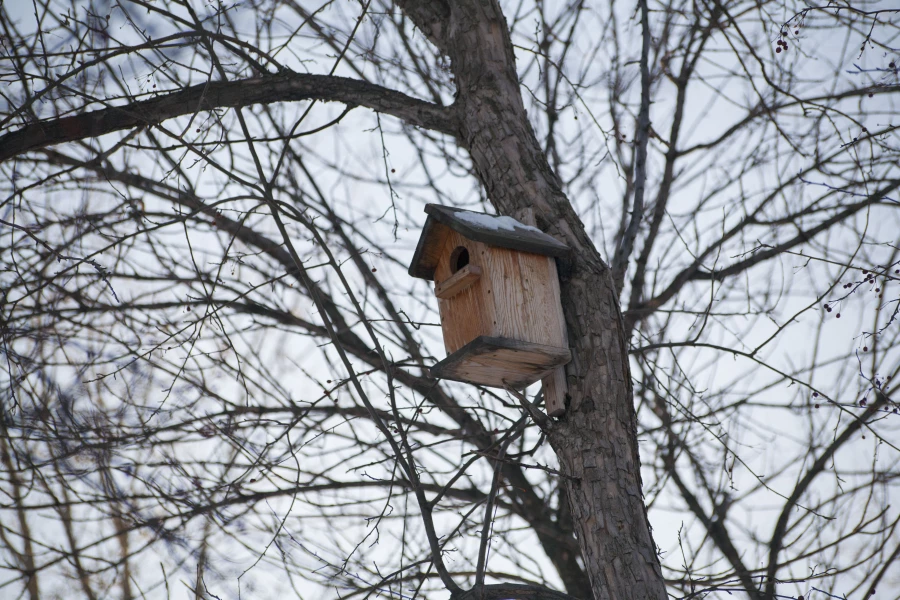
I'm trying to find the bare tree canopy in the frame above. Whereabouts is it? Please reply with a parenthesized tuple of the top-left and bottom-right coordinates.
(1, 0, 899, 599)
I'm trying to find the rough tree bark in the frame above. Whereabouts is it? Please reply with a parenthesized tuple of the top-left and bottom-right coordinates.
(398, 1, 668, 599)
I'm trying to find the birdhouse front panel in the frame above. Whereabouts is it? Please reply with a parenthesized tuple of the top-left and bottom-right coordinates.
(433, 230, 493, 354)
(408, 204, 572, 390)
(432, 229, 567, 354)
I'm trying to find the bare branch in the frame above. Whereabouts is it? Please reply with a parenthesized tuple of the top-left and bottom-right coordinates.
(0, 72, 458, 162)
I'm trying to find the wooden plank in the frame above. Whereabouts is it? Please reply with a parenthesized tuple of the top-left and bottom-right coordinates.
(541, 256, 569, 416)
(542, 366, 567, 417)
(481, 247, 567, 349)
(516, 209, 568, 414)
(544, 257, 568, 348)
(424, 204, 570, 258)
(408, 220, 451, 280)
(435, 264, 482, 299)
(431, 336, 571, 389)
(434, 232, 493, 354)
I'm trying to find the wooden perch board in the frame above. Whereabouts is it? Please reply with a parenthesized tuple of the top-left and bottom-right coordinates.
(431, 336, 571, 389)
(434, 265, 482, 299)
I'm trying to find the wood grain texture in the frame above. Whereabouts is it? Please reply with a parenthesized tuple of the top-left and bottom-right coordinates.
(542, 366, 567, 417)
(434, 264, 482, 299)
(512, 206, 570, 416)
(434, 231, 493, 354)
(540, 258, 569, 416)
(430, 336, 571, 388)
(433, 229, 569, 365)
(408, 220, 451, 280)
(482, 247, 567, 349)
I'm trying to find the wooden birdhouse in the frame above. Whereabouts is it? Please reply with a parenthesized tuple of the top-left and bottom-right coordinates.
(408, 204, 572, 415)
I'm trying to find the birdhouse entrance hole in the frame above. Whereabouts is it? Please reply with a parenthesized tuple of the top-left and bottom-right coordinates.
(450, 246, 469, 273)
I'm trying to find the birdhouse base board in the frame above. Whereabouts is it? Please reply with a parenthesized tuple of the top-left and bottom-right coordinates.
(431, 336, 571, 389)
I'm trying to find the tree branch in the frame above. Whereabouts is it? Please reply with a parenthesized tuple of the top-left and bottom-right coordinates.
(37, 146, 591, 596)
(611, 0, 652, 293)
(628, 178, 900, 322)
(763, 390, 892, 599)
(0, 72, 459, 162)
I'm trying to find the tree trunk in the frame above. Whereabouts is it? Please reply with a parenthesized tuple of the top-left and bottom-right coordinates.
(401, 1, 669, 598)
(0, 0, 670, 595)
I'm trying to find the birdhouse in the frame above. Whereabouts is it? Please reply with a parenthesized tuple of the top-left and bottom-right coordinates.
(408, 204, 572, 415)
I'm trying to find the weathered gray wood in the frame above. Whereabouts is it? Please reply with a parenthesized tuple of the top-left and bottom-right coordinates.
(541, 367, 567, 417)
(408, 219, 451, 280)
(539, 245, 569, 417)
(408, 205, 570, 281)
(426, 204, 570, 256)
(434, 264, 482, 299)
(430, 336, 571, 389)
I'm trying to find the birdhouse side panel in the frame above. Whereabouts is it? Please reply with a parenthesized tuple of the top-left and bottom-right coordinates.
(433, 231, 494, 354)
(481, 247, 567, 349)
(544, 256, 568, 345)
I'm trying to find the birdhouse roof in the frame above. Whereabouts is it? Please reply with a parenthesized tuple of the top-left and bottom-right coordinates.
(408, 204, 570, 280)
